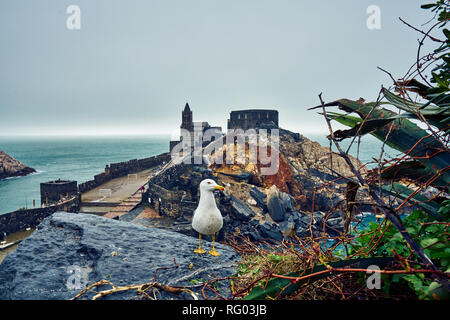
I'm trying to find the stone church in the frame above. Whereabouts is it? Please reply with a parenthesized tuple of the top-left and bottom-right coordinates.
(169, 103, 279, 152)
(169, 103, 222, 152)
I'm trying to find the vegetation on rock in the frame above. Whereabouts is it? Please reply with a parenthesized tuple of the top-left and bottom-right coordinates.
(214, 1, 449, 300)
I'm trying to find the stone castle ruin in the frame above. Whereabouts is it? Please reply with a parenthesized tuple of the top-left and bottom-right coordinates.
(227, 109, 278, 130)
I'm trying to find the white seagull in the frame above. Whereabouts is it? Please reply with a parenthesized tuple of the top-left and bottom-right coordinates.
(192, 179, 225, 256)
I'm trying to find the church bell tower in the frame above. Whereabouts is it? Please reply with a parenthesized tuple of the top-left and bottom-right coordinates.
(181, 102, 193, 132)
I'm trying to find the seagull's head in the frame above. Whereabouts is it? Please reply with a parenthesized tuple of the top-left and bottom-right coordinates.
(199, 179, 225, 193)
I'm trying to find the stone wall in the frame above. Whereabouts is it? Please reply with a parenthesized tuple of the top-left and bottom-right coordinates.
(78, 152, 171, 193)
(144, 164, 218, 220)
(146, 183, 184, 218)
(40, 180, 78, 205)
(0, 195, 80, 239)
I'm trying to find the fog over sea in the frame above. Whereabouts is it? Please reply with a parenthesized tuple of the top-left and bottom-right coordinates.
(0, 133, 396, 215)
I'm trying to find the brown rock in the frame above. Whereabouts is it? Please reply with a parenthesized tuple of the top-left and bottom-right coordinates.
(0, 150, 36, 180)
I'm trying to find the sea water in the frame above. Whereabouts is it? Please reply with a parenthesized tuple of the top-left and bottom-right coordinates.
(0, 135, 169, 214)
(0, 133, 397, 215)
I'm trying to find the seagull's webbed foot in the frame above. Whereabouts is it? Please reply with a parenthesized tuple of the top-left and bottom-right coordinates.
(194, 233, 206, 254)
(194, 248, 206, 254)
(208, 234, 221, 256)
(208, 248, 220, 257)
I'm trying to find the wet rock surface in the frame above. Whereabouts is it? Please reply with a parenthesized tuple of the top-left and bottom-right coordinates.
(0, 212, 239, 300)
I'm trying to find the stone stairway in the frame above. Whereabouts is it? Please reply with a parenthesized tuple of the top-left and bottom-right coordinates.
(103, 191, 143, 219)
(103, 163, 170, 219)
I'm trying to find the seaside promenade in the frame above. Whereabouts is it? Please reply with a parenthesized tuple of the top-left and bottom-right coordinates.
(80, 162, 168, 218)
(80, 168, 152, 216)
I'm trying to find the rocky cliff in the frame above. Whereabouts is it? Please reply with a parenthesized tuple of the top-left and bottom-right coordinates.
(0, 212, 239, 300)
(130, 128, 367, 243)
(0, 150, 35, 180)
(0, 129, 376, 300)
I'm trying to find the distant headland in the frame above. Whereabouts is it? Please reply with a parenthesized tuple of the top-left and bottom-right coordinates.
(0, 150, 35, 180)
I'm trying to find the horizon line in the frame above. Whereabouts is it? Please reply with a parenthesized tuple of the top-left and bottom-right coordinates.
(0, 132, 174, 138)
(0, 129, 331, 138)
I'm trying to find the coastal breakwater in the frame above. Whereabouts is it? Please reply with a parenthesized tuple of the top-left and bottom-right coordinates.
(78, 152, 171, 193)
(0, 195, 80, 239)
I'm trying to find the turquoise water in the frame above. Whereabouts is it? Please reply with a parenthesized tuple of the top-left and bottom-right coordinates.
(0, 133, 397, 215)
(0, 135, 169, 214)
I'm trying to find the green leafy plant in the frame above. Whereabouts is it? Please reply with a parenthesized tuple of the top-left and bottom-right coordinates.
(350, 200, 450, 299)
(244, 257, 396, 300)
(239, 1, 450, 301)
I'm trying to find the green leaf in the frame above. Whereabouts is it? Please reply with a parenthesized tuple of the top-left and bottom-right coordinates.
(421, 3, 437, 9)
(420, 238, 439, 248)
(332, 118, 397, 141)
(380, 160, 449, 187)
(309, 97, 450, 190)
(402, 274, 426, 295)
(443, 28, 450, 39)
(425, 281, 449, 300)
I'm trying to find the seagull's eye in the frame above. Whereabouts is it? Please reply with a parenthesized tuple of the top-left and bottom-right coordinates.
(207, 182, 211, 184)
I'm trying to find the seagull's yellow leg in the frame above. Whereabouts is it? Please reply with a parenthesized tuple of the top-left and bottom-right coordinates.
(209, 234, 220, 257)
(194, 233, 206, 254)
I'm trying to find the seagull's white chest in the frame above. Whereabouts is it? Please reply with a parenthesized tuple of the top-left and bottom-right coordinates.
(192, 192, 223, 235)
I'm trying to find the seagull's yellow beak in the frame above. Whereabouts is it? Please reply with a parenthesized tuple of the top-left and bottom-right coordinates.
(214, 185, 225, 191)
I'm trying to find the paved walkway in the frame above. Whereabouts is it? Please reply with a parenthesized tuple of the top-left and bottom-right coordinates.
(81, 168, 152, 203)
(82, 162, 170, 219)
(80, 168, 156, 215)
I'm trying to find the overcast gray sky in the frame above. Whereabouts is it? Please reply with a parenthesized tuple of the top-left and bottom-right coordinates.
(0, 0, 438, 136)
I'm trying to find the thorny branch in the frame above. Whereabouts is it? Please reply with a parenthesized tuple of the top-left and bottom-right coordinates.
(318, 93, 450, 292)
